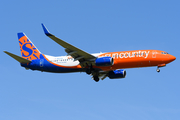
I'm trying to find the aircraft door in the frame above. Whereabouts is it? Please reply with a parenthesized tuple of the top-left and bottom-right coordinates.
(40, 59, 44, 67)
(152, 51, 156, 58)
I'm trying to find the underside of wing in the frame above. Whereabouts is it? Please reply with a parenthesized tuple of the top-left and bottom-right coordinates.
(42, 24, 96, 67)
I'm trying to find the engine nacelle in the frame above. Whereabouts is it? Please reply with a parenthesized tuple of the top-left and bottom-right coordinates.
(95, 57, 114, 66)
(108, 69, 126, 79)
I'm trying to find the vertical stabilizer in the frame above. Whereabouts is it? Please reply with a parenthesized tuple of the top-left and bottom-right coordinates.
(18, 32, 41, 60)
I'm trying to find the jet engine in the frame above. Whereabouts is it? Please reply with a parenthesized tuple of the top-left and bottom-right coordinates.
(95, 57, 114, 66)
(108, 69, 126, 79)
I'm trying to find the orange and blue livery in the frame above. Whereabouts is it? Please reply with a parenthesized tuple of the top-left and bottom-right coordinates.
(4, 24, 176, 82)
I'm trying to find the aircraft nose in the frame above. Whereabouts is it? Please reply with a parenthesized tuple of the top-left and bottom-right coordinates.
(170, 55, 176, 61)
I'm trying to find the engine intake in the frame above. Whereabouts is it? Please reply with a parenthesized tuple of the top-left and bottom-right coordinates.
(108, 69, 126, 79)
(95, 57, 114, 66)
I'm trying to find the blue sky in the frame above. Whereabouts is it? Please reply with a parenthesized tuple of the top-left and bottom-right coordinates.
(0, 0, 180, 120)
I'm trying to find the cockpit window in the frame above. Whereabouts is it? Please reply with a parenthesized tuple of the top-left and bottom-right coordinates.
(161, 52, 168, 54)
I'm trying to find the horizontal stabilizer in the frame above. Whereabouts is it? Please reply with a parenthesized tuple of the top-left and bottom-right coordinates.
(4, 51, 31, 63)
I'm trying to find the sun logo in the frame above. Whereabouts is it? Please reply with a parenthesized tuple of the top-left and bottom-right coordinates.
(19, 35, 41, 60)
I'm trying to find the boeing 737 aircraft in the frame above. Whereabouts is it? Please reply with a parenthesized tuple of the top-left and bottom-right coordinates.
(4, 24, 176, 82)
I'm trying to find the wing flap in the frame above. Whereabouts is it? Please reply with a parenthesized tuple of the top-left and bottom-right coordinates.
(4, 51, 31, 63)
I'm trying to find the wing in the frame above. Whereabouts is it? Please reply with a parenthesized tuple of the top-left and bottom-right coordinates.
(4, 51, 31, 63)
(41, 24, 96, 67)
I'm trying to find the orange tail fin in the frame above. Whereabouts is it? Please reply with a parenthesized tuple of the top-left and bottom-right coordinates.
(18, 32, 41, 60)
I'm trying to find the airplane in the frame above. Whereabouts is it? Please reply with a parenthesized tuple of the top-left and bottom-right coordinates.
(4, 24, 176, 82)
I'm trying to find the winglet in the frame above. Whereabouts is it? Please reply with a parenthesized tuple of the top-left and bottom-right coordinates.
(41, 23, 52, 36)
(4, 51, 31, 63)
